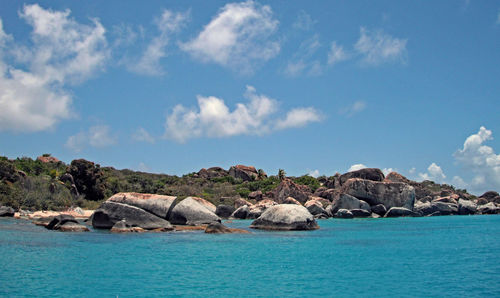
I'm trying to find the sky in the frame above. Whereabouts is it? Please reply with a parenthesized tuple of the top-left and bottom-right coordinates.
(0, 0, 499, 194)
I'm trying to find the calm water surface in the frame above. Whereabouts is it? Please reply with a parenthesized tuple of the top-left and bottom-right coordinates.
(1, 215, 499, 297)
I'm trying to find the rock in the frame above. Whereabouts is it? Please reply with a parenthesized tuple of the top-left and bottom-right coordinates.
(58, 222, 90, 232)
(231, 205, 249, 219)
(248, 190, 263, 201)
(339, 168, 385, 185)
(414, 201, 458, 216)
(433, 196, 458, 205)
(215, 205, 236, 219)
(204, 222, 250, 234)
(250, 204, 319, 231)
(70, 184, 80, 197)
(46, 214, 79, 230)
(359, 200, 371, 212)
(314, 188, 341, 201)
(169, 197, 221, 225)
(197, 167, 228, 179)
(329, 194, 365, 214)
(307, 196, 330, 208)
(477, 202, 500, 214)
(37, 155, 60, 163)
(479, 191, 500, 201)
(305, 201, 327, 216)
(476, 198, 488, 205)
(234, 198, 252, 209)
(272, 178, 312, 204)
(92, 201, 173, 230)
(108, 192, 177, 219)
(314, 213, 329, 219)
(384, 207, 420, 218)
(371, 213, 381, 218)
(335, 209, 354, 219)
(419, 196, 432, 203)
(458, 199, 477, 215)
(350, 209, 371, 218)
(228, 165, 258, 181)
(59, 173, 75, 185)
(342, 178, 415, 210)
(283, 197, 302, 205)
(384, 172, 410, 184)
(190, 197, 217, 213)
(248, 199, 278, 219)
(0, 206, 15, 217)
(371, 204, 387, 216)
(493, 196, 500, 204)
(110, 220, 146, 233)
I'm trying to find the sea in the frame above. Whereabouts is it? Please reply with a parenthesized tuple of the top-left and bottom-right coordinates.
(0, 215, 499, 297)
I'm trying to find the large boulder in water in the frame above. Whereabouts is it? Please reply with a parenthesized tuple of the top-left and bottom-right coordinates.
(231, 205, 249, 219)
(92, 201, 173, 230)
(204, 222, 250, 234)
(110, 220, 146, 233)
(339, 168, 385, 185)
(250, 204, 318, 231)
(342, 178, 415, 210)
(414, 201, 458, 216)
(329, 194, 368, 214)
(272, 178, 312, 204)
(108, 192, 177, 219)
(477, 202, 500, 214)
(384, 207, 420, 217)
(46, 215, 89, 232)
(58, 222, 90, 232)
(229, 165, 258, 181)
(458, 199, 477, 215)
(169, 197, 220, 225)
(0, 206, 15, 217)
(215, 205, 235, 219)
(247, 199, 278, 219)
(190, 197, 216, 213)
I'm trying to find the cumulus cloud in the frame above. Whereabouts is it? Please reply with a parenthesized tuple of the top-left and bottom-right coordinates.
(418, 162, 446, 183)
(180, 0, 280, 73)
(339, 101, 367, 117)
(348, 164, 367, 172)
(354, 27, 407, 66)
(308, 169, 320, 178)
(285, 35, 323, 77)
(127, 10, 188, 76)
(164, 86, 321, 143)
(454, 126, 500, 192)
(327, 42, 349, 65)
(132, 127, 155, 143)
(0, 4, 108, 132)
(65, 125, 117, 152)
(382, 168, 395, 176)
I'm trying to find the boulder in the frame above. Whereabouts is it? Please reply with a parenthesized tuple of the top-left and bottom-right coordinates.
(169, 197, 221, 225)
(0, 206, 15, 217)
(229, 165, 258, 181)
(458, 199, 477, 215)
(479, 191, 499, 201)
(37, 155, 60, 163)
(272, 178, 312, 204)
(350, 209, 371, 218)
(477, 202, 500, 215)
(359, 200, 371, 212)
(339, 168, 385, 185)
(432, 196, 458, 205)
(92, 201, 173, 230)
(204, 222, 250, 234)
(493, 196, 500, 204)
(342, 178, 415, 210)
(329, 194, 366, 214)
(476, 198, 488, 205)
(415, 201, 458, 216)
(304, 200, 327, 216)
(248, 191, 263, 201)
(197, 167, 228, 179)
(248, 199, 278, 219)
(334, 209, 354, 219)
(250, 204, 318, 231)
(110, 220, 146, 233)
(190, 197, 217, 213)
(231, 205, 249, 219)
(324, 173, 342, 189)
(215, 205, 236, 219)
(384, 207, 420, 218)
(384, 172, 411, 184)
(283, 197, 301, 205)
(108, 192, 177, 219)
(58, 222, 90, 232)
(46, 215, 79, 230)
(314, 188, 341, 201)
(234, 198, 252, 209)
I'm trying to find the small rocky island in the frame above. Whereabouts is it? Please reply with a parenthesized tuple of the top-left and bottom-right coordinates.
(1, 155, 499, 233)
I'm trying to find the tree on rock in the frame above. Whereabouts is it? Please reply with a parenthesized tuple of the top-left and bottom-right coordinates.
(67, 159, 106, 201)
(278, 169, 286, 181)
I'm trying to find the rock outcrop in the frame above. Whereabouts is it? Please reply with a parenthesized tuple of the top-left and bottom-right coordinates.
(329, 194, 367, 214)
(384, 172, 411, 184)
(229, 165, 258, 181)
(0, 206, 15, 217)
(283, 197, 301, 205)
(477, 202, 500, 214)
(250, 204, 319, 231)
(370, 204, 387, 216)
(350, 209, 371, 218)
(108, 192, 177, 219)
(342, 178, 415, 210)
(215, 205, 235, 219)
(247, 199, 278, 219)
(339, 168, 385, 185)
(46, 215, 89, 232)
(272, 178, 312, 204)
(248, 190, 263, 201)
(479, 191, 499, 201)
(458, 199, 477, 215)
(384, 207, 420, 217)
(169, 197, 220, 225)
(190, 197, 217, 213)
(196, 167, 228, 179)
(334, 209, 354, 219)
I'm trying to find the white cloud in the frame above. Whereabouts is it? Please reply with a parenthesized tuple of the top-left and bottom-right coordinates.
(452, 176, 467, 189)
(409, 167, 416, 175)
(137, 162, 150, 172)
(132, 127, 155, 143)
(65, 125, 117, 152)
(418, 162, 446, 182)
(382, 168, 394, 176)
(308, 169, 320, 178)
(285, 35, 322, 77)
(354, 27, 407, 66)
(0, 4, 108, 133)
(327, 42, 349, 65)
(454, 126, 500, 192)
(348, 164, 367, 172)
(292, 10, 316, 31)
(339, 101, 367, 117)
(180, 0, 280, 73)
(128, 10, 188, 76)
(164, 86, 321, 143)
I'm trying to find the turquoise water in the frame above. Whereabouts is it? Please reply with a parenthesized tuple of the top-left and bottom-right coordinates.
(1, 216, 499, 297)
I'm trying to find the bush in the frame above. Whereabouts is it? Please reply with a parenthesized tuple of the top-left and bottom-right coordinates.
(293, 175, 321, 192)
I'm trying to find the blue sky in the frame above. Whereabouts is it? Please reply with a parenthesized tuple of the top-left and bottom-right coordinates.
(0, 0, 499, 194)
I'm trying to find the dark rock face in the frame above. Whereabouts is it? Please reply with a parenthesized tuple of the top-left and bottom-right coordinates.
(248, 190, 263, 201)
(458, 199, 477, 215)
(384, 207, 420, 218)
(334, 209, 353, 219)
(250, 204, 319, 231)
(479, 191, 500, 201)
(272, 178, 312, 204)
(342, 178, 415, 210)
(215, 205, 236, 219)
(108, 192, 177, 219)
(92, 201, 173, 230)
(371, 204, 387, 216)
(339, 168, 385, 186)
(0, 206, 15, 217)
(169, 197, 220, 225)
(228, 165, 258, 181)
(204, 222, 250, 234)
(197, 167, 228, 179)
(350, 209, 371, 218)
(231, 205, 249, 219)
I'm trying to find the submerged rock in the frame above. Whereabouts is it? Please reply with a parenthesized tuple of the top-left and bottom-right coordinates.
(58, 222, 90, 232)
(46, 215, 89, 232)
(110, 220, 146, 233)
(250, 204, 319, 231)
(169, 197, 220, 225)
(204, 222, 250, 234)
